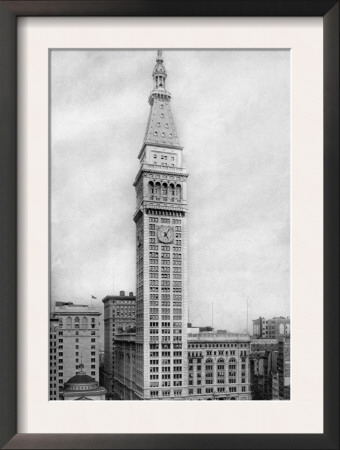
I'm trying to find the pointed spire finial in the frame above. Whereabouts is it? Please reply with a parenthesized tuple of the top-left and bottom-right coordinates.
(150, 49, 170, 102)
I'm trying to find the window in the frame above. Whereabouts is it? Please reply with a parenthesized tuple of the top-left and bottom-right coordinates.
(82, 316, 88, 329)
(66, 317, 72, 329)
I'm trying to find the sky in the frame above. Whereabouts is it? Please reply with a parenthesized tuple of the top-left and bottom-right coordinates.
(51, 49, 290, 338)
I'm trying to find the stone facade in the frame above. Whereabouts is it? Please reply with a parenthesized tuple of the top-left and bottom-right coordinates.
(101, 291, 136, 397)
(114, 330, 251, 401)
(187, 332, 251, 400)
(51, 301, 101, 399)
(132, 51, 189, 399)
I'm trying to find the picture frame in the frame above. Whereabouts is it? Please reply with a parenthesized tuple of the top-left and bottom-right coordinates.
(0, 1, 338, 448)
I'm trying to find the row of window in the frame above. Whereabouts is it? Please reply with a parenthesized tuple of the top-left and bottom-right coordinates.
(150, 390, 182, 397)
(188, 343, 249, 349)
(59, 316, 97, 330)
(150, 343, 182, 349)
(59, 331, 96, 337)
(149, 217, 182, 224)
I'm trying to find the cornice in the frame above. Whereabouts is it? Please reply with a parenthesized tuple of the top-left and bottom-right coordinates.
(133, 166, 189, 187)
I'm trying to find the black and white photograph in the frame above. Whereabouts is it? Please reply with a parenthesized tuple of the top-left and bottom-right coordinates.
(50, 49, 290, 401)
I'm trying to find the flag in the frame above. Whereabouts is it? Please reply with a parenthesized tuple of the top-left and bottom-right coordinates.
(91, 295, 97, 299)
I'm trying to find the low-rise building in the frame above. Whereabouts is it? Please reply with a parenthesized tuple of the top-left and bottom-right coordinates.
(187, 331, 251, 400)
(62, 363, 106, 400)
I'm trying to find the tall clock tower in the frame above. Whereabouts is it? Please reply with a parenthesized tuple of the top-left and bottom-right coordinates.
(133, 51, 189, 400)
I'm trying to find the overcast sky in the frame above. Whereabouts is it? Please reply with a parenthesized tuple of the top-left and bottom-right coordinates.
(51, 50, 290, 335)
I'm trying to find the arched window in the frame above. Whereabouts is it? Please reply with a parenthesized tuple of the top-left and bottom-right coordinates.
(58, 318, 63, 328)
(148, 181, 154, 197)
(176, 184, 182, 201)
(286, 324, 290, 334)
(228, 357, 237, 384)
(74, 317, 80, 329)
(162, 183, 168, 199)
(82, 317, 88, 329)
(217, 358, 225, 370)
(217, 357, 225, 383)
(155, 182, 161, 198)
(66, 317, 72, 329)
(169, 183, 175, 200)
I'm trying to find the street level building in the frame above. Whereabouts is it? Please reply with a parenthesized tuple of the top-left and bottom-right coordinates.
(63, 363, 106, 400)
(101, 291, 136, 397)
(50, 301, 101, 399)
(250, 338, 280, 400)
(187, 331, 251, 400)
(132, 50, 189, 399)
(250, 350, 279, 400)
(278, 337, 290, 399)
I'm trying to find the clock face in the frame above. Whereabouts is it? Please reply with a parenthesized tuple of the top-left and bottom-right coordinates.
(157, 225, 174, 243)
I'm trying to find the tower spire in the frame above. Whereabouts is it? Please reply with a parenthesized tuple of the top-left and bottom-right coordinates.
(142, 50, 181, 150)
(149, 49, 171, 105)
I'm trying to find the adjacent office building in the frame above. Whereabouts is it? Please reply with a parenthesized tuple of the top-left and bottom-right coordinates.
(187, 330, 251, 400)
(101, 291, 136, 397)
(50, 301, 101, 399)
(114, 329, 251, 401)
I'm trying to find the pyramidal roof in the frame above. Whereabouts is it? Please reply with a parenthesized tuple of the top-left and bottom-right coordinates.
(143, 51, 182, 149)
(144, 98, 181, 148)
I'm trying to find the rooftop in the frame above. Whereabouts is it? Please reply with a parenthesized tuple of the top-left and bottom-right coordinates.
(188, 331, 251, 342)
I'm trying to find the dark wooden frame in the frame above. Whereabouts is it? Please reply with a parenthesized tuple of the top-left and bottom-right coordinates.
(0, 1, 338, 448)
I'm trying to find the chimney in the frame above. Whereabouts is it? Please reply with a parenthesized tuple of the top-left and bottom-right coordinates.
(120, 290, 125, 297)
